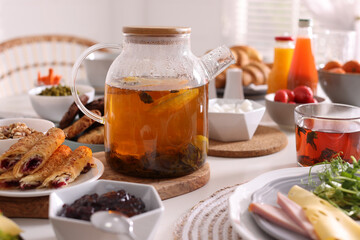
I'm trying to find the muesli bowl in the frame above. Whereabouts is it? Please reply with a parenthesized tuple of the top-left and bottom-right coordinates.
(0, 118, 55, 154)
(49, 180, 164, 240)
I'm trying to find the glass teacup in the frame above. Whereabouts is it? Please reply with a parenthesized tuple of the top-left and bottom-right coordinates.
(294, 103, 360, 166)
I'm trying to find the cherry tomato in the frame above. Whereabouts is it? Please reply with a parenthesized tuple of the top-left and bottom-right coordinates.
(285, 89, 295, 102)
(293, 86, 313, 103)
(274, 90, 288, 103)
(307, 97, 318, 103)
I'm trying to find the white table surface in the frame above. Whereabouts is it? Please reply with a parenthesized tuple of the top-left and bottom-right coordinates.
(0, 93, 323, 240)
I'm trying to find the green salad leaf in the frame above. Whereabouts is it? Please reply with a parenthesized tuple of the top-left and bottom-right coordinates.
(308, 154, 360, 219)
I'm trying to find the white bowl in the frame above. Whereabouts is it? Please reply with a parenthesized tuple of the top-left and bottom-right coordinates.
(265, 93, 325, 128)
(84, 52, 118, 93)
(0, 118, 55, 154)
(208, 98, 265, 142)
(28, 84, 95, 122)
(49, 180, 164, 240)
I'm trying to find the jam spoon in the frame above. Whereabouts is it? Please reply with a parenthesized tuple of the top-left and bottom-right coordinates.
(90, 211, 137, 240)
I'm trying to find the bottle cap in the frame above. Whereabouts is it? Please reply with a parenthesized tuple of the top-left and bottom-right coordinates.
(275, 36, 294, 41)
(298, 19, 312, 28)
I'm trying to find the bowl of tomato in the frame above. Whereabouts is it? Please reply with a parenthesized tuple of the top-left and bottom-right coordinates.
(265, 86, 325, 128)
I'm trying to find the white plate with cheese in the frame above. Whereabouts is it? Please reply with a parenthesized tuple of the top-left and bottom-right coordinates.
(228, 166, 325, 240)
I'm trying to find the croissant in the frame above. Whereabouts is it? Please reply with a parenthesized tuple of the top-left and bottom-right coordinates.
(215, 45, 271, 88)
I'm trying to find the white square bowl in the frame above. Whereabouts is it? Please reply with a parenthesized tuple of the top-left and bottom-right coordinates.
(49, 180, 164, 240)
(208, 98, 265, 142)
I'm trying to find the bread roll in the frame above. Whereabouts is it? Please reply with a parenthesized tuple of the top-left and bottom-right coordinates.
(248, 61, 271, 83)
(242, 65, 265, 85)
(242, 71, 252, 86)
(230, 47, 250, 67)
(231, 46, 263, 62)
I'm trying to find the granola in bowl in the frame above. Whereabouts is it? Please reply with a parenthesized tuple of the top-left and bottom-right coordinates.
(0, 123, 38, 140)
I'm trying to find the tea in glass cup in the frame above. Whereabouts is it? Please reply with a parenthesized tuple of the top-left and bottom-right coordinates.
(294, 103, 360, 166)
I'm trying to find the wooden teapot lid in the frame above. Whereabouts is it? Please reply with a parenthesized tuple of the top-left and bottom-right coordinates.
(123, 26, 191, 35)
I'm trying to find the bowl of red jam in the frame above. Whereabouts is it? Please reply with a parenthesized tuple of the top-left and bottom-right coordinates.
(49, 180, 164, 240)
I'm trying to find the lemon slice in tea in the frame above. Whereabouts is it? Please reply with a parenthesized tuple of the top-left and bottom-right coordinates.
(149, 88, 199, 114)
(192, 135, 209, 152)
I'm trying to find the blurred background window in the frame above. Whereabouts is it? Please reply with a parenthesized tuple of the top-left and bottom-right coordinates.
(223, 0, 359, 63)
(0, 0, 358, 63)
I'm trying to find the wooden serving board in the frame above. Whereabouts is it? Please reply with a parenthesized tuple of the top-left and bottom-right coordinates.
(97, 153, 210, 200)
(0, 153, 210, 218)
(208, 125, 288, 158)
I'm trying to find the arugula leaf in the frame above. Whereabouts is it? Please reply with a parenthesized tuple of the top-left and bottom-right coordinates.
(308, 155, 360, 219)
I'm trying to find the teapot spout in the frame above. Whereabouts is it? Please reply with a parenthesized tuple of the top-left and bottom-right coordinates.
(200, 45, 235, 81)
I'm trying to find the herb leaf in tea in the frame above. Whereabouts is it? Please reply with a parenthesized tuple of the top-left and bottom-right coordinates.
(297, 126, 306, 136)
(139, 91, 154, 104)
(306, 131, 318, 150)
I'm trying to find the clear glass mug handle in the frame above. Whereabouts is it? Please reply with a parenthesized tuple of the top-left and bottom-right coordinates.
(71, 43, 121, 124)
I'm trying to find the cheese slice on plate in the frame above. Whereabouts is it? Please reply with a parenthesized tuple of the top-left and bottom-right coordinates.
(288, 185, 360, 240)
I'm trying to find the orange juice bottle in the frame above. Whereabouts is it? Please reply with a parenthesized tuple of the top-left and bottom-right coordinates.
(287, 19, 318, 94)
(267, 36, 294, 93)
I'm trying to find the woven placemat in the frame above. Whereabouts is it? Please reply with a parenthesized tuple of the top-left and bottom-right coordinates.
(174, 184, 241, 240)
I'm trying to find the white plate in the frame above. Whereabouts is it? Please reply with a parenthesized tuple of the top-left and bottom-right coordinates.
(228, 166, 324, 240)
(243, 84, 267, 96)
(0, 158, 104, 197)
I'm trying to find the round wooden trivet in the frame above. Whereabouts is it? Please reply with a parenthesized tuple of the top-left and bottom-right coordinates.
(208, 125, 288, 158)
(96, 152, 210, 200)
(0, 154, 209, 219)
(174, 184, 241, 240)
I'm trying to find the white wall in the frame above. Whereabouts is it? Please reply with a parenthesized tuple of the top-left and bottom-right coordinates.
(0, 0, 225, 56)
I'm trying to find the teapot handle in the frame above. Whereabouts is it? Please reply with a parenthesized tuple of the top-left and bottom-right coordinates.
(71, 43, 121, 124)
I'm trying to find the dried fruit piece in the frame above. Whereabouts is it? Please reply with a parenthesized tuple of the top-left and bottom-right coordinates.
(138, 92, 154, 104)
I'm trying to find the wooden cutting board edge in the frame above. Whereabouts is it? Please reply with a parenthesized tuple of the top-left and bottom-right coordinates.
(0, 153, 210, 218)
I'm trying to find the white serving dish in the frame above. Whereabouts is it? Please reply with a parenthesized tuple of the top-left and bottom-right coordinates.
(28, 84, 95, 122)
(0, 118, 55, 154)
(208, 98, 265, 142)
(49, 180, 164, 240)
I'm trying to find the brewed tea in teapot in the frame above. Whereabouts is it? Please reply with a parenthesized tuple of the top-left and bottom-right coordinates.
(72, 26, 234, 178)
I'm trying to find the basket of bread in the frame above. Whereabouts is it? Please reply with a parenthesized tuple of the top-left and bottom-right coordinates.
(215, 45, 271, 93)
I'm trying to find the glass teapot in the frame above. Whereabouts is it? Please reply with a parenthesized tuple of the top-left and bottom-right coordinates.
(72, 26, 234, 178)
